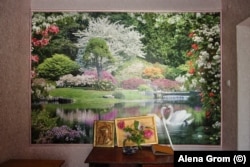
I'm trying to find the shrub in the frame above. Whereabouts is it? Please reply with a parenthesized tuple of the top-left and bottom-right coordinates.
(37, 54, 79, 81)
(40, 125, 83, 143)
(31, 78, 55, 102)
(151, 78, 180, 91)
(84, 70, 117, 84)
(94, 80, 116, 91)
(112, 91, 125, 99)
(142, 66, 164, 80)
(56, 74, 96, 87)
(121, 78, 146, 90)
(165, 64, 188, 80)
(137, 84, 153, 92)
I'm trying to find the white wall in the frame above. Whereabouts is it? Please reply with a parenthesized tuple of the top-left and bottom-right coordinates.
(237, 17, 250, 150)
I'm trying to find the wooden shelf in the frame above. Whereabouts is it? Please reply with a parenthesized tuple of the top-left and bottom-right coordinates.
(85, 147, 173, 167)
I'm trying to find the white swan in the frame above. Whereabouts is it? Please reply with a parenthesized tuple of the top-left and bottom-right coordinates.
(161, 105, 194, 128)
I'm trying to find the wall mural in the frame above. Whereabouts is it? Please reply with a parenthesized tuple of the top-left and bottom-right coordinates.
(31, 12, 221, 145)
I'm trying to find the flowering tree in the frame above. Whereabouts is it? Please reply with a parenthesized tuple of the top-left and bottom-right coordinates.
(74, 17, 145, 71)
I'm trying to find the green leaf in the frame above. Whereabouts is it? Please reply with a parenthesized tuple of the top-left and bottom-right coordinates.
(134, 120, 139, 130)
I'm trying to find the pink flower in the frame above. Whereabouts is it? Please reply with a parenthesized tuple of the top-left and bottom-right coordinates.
(41, 29, 49, 37)
(117, 121, 125, 130)
(48, 25, 59, 34)
(143, 129, 153, 139)
(40, 38, 50, 46)
(31, 55, 39, 63)
(32, 38, 40, 47)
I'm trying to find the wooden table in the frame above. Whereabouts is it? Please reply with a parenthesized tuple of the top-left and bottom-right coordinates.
(85, 147, 173, 167)
(0, 159, 65, 167)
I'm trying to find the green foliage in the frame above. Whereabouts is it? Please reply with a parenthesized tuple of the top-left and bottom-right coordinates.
(39, 38, 78, 61)
(31, 107, 58, 143)
(84, 37, 113, 80)
(112, 91, 125, 99)
(165, 64, 188, 80)
(135, 13, 194, 67)
(84, 37, 113, 61)
(37, 54, 79, 81)
(137, 84, 153, 92)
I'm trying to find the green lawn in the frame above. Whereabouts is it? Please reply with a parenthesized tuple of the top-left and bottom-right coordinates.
(48, 87, 153, 109)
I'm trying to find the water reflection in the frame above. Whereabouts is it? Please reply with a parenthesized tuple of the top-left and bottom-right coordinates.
(54, 101, 201, 144)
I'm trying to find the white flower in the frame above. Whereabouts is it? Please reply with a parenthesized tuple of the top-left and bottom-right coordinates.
(208, 38, 214, 42)
(193, 36, 204, 43)
(199, 78, 206, 83)
(213, 55, 220, 60)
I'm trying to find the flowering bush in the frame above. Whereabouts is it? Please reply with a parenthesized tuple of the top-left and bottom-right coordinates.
(31, 17, 60, 102)
(32, 24, 59, 48)
(121, 78, 146, 90)
(56, 74, 96, 87)
(184, 22, 221, 144)
(31, 24, 60, 75)
(84, 70, 117, 84)
(31, 78, 55, 102)
(117, 120, 154, 148)
(184, 24, 221, 120)
(151, 78, 180, 91)
(43, 125, 83, 143)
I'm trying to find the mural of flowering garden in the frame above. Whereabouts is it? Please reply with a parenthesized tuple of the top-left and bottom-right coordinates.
(31, 12, 221, 145)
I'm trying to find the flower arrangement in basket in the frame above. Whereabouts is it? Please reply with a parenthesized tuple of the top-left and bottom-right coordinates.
(116, 118, 155, 149)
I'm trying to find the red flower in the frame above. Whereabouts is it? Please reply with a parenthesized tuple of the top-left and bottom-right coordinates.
(188, 68, 195, 74)
(188, 32, 195, 38)
(143, 129, 153, 139)
(117, 121, 125, 130)
(191, 43, 199, 50)
(206, 111, 211, 119)
(209, 92, 215, 97)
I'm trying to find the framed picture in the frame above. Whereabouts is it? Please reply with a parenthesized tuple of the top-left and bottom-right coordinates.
(93, 120, 115, 147)
(115, 115, 158, 147)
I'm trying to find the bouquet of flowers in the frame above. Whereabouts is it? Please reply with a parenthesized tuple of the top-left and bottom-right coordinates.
(117, 119, 154, 149)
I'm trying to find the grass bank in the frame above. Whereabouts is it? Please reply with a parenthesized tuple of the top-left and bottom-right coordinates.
(49, 87, 153, 109)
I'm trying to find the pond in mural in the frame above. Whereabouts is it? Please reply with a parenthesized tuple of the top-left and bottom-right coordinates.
(31, 12, 221, 145)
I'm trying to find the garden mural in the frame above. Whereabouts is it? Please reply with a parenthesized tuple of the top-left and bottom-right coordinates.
(31, 12, 221, 145)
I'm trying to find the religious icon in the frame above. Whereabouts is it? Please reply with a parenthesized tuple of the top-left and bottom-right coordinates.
(94, 120, 115, 147)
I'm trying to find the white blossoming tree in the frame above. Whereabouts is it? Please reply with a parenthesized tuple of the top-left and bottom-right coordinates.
(74, 17, 145, 71)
